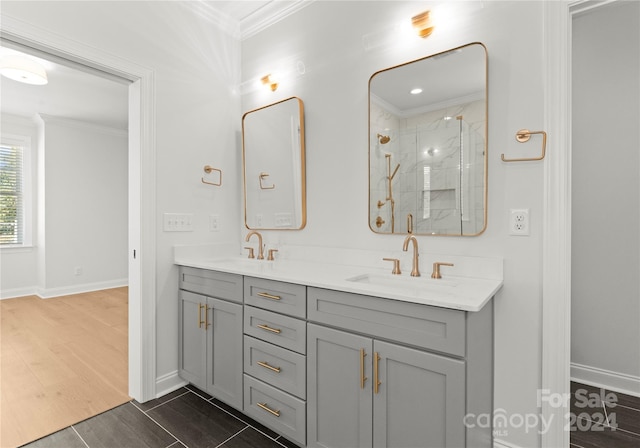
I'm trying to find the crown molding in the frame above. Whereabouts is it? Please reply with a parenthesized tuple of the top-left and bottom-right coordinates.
(240, 0, 315, 40)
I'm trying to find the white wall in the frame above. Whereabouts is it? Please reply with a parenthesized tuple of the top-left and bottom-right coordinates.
(35, 115, 128, 297)
(241, 2, 545, 447)
(0, 0, 241, 392)
(0, 114, 38, 296)
(571, 1, 640, 392)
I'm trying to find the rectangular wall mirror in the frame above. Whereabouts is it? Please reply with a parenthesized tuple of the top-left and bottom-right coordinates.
(242, 97, 306, 230)
(369, 42, 487, 236)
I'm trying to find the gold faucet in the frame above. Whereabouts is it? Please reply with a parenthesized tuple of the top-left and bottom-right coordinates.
(431, 262, 454, 279)
(402, 234, 420, 277)
(245, 231, 265, 260)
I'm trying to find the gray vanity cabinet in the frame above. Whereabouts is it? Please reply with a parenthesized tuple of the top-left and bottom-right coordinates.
(177, 266, 494, 448)
(242, 276, 308, 446)
(178, 290, 207, 390)
(178, 267, 243, 410)
(307, 286, 492, 448)
(307, 324, 465, 448)
(373, 340, 465, 448)
(307, 324, 373, 448)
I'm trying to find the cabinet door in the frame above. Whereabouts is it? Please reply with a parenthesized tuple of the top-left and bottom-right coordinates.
(178, 290, 207, 391)
(373, 341, 465, 448)
(206, 297, 243, 410)
(307, 324, 373, 448)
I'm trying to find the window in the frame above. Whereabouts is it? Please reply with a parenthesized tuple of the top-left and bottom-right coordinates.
(0, 136, 30, 246)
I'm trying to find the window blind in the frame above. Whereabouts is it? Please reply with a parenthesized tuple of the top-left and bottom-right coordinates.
(0, 144, 24, 245)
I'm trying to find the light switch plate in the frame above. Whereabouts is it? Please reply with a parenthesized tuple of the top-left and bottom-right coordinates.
(163, 213, 194, 232)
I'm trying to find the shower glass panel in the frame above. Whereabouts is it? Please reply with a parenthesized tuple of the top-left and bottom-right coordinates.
(380, 117, 484, 235)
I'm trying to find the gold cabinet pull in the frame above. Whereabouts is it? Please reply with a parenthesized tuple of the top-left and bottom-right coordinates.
(257, 402, 280, 417)
(374, 352, 381, 394)
(257, 324, 282, 334)
(198, 303, 205, 328)
(257, 292, 281, 301)
(360, 349, 368, 389)
(257, 361, 281, 373)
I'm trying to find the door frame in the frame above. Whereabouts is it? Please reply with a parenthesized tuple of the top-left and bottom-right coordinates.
(541, 1, 618, 446)
(0, 15, 157, 402)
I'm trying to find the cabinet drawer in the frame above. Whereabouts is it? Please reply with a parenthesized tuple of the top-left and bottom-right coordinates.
(179, 267, 243, 303)
(244, 306, 306, 354)
(244, 375, 306, 446)
(244, 277, 306, 318)
(244, 336, 306, 399)
(308, 287, 466, 357)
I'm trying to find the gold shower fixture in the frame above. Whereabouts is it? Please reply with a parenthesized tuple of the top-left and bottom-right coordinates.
(377, 133, 390, 144)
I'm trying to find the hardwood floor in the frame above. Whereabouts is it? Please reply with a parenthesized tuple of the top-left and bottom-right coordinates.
(0, 288, 129, 448)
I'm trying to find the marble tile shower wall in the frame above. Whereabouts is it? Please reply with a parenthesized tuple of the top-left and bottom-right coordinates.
(370, 101, 400, 233)
(370, 99, 485, 234)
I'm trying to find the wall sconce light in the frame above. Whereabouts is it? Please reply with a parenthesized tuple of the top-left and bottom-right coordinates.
(261, 74, 278, 92)
(411, 10, 434, 38)
(0, 54, 48, 85)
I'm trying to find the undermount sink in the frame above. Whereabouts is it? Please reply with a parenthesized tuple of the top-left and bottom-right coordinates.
(346, 273, 457, 296)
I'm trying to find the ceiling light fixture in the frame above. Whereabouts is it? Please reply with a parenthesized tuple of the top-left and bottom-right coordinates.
(410, 88, 423, 95)
(261, 73, 278, 92)
(411, 10, 435, 38)
(0, 54, 48, 85)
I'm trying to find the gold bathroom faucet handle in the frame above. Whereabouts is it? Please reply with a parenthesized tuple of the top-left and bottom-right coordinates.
(244, 246, 255, 259)
(431, 262, 454, 279)
(267, 249, 278, 261)
(382, 258, 401, 275)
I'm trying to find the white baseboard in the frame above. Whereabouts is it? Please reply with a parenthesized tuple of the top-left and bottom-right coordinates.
(155, 370, 187, 400)
(494, 438, 524, 448)
(0, 286, 38, 300)
(37, 279, 128, 299)
(571, 362, 640, 398)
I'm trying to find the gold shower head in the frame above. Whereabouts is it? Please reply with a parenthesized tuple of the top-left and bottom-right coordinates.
(377, 133, 390, 144)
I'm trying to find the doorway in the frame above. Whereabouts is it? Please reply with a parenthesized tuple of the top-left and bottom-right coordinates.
(0, 16, 157, 406)
(571, 0, 640, 395)
(0, 42, 131, 446)
(541, 1, 639, 446)
(569, 1, 640, 445)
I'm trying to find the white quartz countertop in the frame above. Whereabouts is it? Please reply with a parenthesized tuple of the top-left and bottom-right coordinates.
(175, 255, 503, 312)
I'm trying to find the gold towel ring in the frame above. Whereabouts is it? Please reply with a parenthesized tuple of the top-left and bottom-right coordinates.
(202, 165, 222, 186)
(501, 129, 547, 162)
(259, 172, 275, 190)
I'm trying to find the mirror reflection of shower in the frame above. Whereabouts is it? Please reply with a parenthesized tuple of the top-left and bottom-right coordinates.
(377, 152, 400, 232)
(373, 116, 484, 235)
(377, 133, 390, 144)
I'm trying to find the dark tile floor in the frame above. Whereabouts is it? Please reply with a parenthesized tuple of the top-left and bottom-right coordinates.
(22, 381, 640, 448)
(570, 382, 640, 448)
(21, 384, 298, 448)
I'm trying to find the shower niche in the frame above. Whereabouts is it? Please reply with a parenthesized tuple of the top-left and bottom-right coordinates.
(369, 42, 487, 236)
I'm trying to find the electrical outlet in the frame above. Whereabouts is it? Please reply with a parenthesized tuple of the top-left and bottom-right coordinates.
(209, 214, 220, 232)
(74, 266, 83, 276)
(509, 209, 530, 236)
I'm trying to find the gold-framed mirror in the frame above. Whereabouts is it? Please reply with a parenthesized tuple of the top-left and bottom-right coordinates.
(242, 96, 306, 230)
(369, 42, 487, 236)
